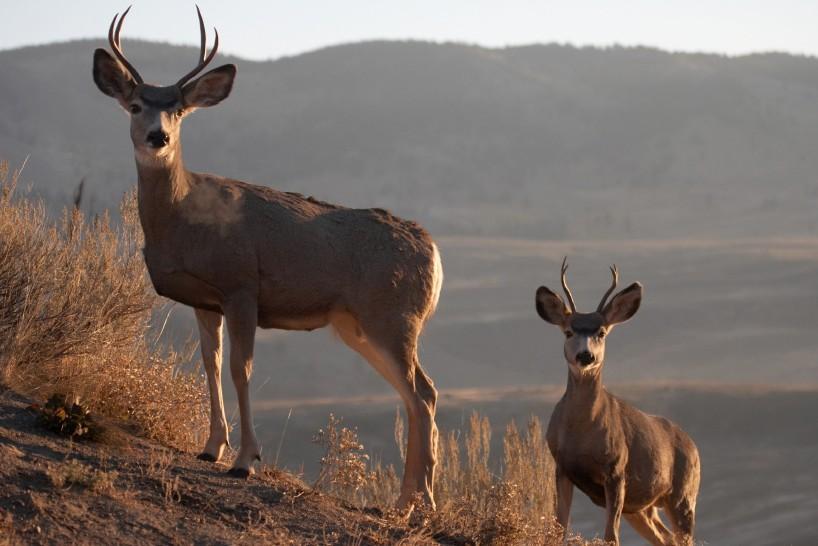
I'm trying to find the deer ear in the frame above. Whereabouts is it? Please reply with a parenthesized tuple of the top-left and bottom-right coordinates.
(182, 64, 236, 108)
(93, 49, 136, 106)
(602, 282, 643, 326)
(536, 286, 570, 326)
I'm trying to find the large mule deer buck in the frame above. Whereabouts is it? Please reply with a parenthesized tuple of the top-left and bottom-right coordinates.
(92, 7, 443, 508)
(535, 259, 700, 545)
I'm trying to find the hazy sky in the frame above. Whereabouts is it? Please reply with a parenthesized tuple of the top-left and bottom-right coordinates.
(3, 0, 818, 60)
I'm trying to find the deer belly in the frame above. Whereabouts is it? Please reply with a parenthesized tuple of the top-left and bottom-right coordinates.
(622, 458, 673, 510)
(257, 312, 330, 331)
(256, 281, 336, 330)
(148, 269, 223, 311)
(561, 457, 672, 512)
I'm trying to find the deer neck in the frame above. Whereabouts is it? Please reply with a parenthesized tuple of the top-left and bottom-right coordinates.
(134, 144, 191, 242)
(563, 366, 608, 422)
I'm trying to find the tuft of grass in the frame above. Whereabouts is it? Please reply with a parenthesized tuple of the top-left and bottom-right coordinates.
(0, 511, 15, 546)
(47, 459, 118, 494)
(421, 412, 562, 544)
(0, 160, 207, 451)
(136, 447, 186, 504)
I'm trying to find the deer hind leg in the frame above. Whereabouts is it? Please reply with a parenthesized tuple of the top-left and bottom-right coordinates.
(223, 296, 261, 478)
(664, 444, 699, 545)
(411, 363, 439, 506)
(330, 311, 438, 510)
(663, 496, 696, 546)
(624, 506, 675, 546)
(194, 308, 230, 463)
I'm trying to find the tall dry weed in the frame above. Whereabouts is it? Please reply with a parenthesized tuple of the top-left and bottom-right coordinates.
(426, 412, 561, 544)
(0, 160, 207, 450)
(319, 409, 584, 544)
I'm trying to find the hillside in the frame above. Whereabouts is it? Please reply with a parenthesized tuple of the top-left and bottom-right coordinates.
(2, 40, 818, 238)
(6, 381, 818, 545)
(0, 388, 449, 545)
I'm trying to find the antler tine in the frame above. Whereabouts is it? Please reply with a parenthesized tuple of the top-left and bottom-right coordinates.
(108, 6, 144, 84)
(206, 29, 220, 66)
(195, 5, 207, 64)
(176, 5, 220, 88)
(113, 6, 129, 48)
(560, 256, 578, 313)
(597, 264, 619, 312)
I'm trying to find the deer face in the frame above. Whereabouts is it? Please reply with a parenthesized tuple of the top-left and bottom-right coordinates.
(561, 311, 609, 370)
(535, 259, 642, 376)
(122, 85, 184, 162)
(92, 7, 235, 165)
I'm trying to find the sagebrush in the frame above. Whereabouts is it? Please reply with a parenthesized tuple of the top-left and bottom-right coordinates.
(0, 160, 207, 450)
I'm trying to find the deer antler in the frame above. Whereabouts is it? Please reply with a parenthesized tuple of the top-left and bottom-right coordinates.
(597, 264, 619, 312)
(560, 257, 577, 313)
(108, 6, 144, 84)
(175, 5, 220, 88)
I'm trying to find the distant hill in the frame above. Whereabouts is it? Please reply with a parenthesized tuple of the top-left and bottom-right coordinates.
(4, 39, 818, 404)
(1, 39, 817, 239)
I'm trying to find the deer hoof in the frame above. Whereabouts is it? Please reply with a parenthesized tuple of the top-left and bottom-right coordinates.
(197, 453, 218, 462)
(227, 467, 251, 479)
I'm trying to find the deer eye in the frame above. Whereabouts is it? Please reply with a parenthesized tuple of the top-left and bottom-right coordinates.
(598, 330, 606, 339)
(174, 109, 185, 119)
(564, 331, 574, 338)
(129, 104, 142, 114)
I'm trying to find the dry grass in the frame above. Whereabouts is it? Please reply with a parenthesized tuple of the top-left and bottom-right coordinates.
(46, 459, 118, 494)
(0, 160, 207, 451)
(314, 410, 603, 545)
(0, 511, 15, 546)
(136, 447, 183, 503)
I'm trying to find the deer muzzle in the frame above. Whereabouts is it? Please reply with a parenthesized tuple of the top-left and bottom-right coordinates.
(576, 351, 596, 366)
(146, 130, 169, 148)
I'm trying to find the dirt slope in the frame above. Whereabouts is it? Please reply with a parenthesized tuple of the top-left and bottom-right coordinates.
(0, 388, 443, 546)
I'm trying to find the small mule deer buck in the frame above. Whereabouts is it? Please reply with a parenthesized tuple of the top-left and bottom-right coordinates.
(535, 259, 700, 545)
(93, 7, 443, 508)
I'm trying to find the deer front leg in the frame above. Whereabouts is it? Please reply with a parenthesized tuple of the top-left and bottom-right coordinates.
(555, 466, 574, 540)
(604, 475, 626, 545)
(224, 296, 261, 478)
(194, 308, 230, 463)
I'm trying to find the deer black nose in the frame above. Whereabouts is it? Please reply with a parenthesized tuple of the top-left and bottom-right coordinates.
(146, 130, 169, 148)
(576, 351, 595, 366)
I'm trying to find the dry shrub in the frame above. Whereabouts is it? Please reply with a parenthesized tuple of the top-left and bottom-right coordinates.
(318, 410, 599, 545)
(0, 160, 207, 450)
(312, 413, 371, 504)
